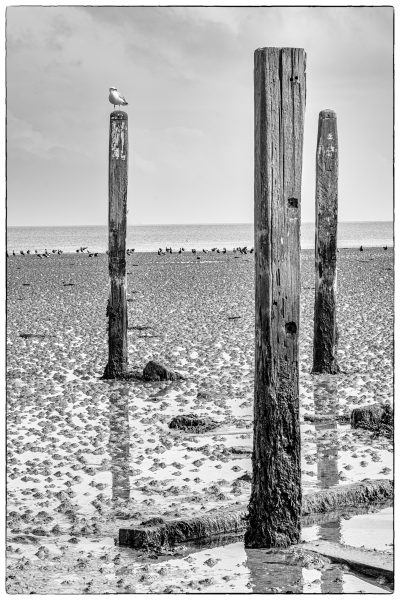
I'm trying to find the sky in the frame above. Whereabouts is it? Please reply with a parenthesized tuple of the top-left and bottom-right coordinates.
(6, 5, 393, 226)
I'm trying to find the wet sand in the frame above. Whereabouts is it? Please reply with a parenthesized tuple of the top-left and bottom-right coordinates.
(6, 247, 393, 593)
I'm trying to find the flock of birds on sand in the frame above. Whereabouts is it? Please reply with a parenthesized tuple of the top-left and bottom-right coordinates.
(7, 245, 389, 259)
(7, 246, 254, 258)
(157, 246, 253, 256)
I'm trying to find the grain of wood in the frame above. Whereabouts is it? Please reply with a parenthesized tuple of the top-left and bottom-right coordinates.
(103, 110, 129, 379)
(246, 47, 306, 549)
(313, 109, 340, 373)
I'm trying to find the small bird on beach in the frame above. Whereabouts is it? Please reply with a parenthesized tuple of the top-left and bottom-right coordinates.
(109, 87, 128, 110)
(384, 245, 388, 251)
(359, 245, 363, 252)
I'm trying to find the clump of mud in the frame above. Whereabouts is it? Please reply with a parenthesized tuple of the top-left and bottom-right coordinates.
(351, 403, 393, 439)
(169, 414, 220, 433)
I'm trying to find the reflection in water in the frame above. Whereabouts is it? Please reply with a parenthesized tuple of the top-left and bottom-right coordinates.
(314, 377, 339, 489)
(245, 549, 304, 593)
(313, 377, 343, 593)
(108, 394, 131, 503)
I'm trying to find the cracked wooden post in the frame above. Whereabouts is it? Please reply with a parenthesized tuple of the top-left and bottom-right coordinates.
(245, 47, 306, 548)
(312, 110, 339, 374)
(103, 111, 128, 379)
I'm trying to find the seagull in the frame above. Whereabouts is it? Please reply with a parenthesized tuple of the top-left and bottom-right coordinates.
(109, 87, 128, 110)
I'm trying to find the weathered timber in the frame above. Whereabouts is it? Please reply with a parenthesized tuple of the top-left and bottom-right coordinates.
(119, 479, 392, 549)
(246, 47, 306, 549)
(302, 541, 393, 584)
(301, 478, 393, 515)
(103, 111, 129, 379)
(312, 110, 340, 374)
(119, 509, 247, 549)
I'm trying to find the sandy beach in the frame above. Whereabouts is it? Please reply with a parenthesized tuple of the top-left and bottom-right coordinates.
(6, 247, 393, 593)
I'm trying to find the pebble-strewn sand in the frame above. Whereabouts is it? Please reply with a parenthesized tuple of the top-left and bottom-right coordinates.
(6, 248, 393, 593)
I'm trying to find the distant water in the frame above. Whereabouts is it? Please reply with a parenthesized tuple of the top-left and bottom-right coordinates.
(7, 222, 393, 254)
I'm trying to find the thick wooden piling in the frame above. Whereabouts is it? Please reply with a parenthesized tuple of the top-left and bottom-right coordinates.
(245, 47, 306, 548)
(103, 111, 129, 379)
(312, 110, 339, 374)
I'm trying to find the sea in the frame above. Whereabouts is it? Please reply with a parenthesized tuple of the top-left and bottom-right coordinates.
(7, 222, 393, 254)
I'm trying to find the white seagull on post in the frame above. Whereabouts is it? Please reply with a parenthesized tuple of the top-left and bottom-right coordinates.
(109, 87, 128, 110)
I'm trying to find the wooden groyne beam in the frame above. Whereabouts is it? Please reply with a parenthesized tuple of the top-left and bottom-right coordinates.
(119, 479, 393, 549)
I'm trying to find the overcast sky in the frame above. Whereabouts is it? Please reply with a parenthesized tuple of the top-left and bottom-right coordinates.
(6, 5, 393, 226)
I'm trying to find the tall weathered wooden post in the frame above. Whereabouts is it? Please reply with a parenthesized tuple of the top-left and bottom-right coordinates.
(103, 110, 128, 379)
(245, 47, 306, 548)
(312, 110, 339, 374)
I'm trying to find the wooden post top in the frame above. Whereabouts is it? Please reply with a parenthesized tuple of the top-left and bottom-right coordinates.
(254, 46, 306, 53)
(319, 109, 336, 119)
(110, 110, 128, 121)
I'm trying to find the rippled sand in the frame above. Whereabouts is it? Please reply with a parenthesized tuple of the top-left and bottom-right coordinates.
(6, 248, 393, 593)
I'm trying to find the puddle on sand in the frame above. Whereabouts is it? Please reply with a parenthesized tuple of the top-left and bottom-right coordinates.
(7, 534, 391, 594)
(302, 505, 393, 552)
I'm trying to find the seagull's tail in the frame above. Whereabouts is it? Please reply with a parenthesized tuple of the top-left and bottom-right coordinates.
(123, 101, 128, 105)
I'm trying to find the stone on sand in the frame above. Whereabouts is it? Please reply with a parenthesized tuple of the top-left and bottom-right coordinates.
(142, 361, 183, 382)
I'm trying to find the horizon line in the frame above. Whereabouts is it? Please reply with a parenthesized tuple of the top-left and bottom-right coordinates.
(7, 219, 394, 228)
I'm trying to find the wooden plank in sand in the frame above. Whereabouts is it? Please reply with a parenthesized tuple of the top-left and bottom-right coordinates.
(302, 540, 393, 583)
(120, 478, 392, 551)
(246, 47, 306, 548)
(313, 109, 340, 374)
(103, 110, 129, 379)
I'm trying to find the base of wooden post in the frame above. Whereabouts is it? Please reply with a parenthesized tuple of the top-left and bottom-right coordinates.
(101, 364, 140, 380)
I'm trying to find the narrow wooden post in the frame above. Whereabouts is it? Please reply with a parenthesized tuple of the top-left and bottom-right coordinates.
(245, 47, 306, 548)
(312, 110, 339, 374)
(103, 110, 128, 379)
